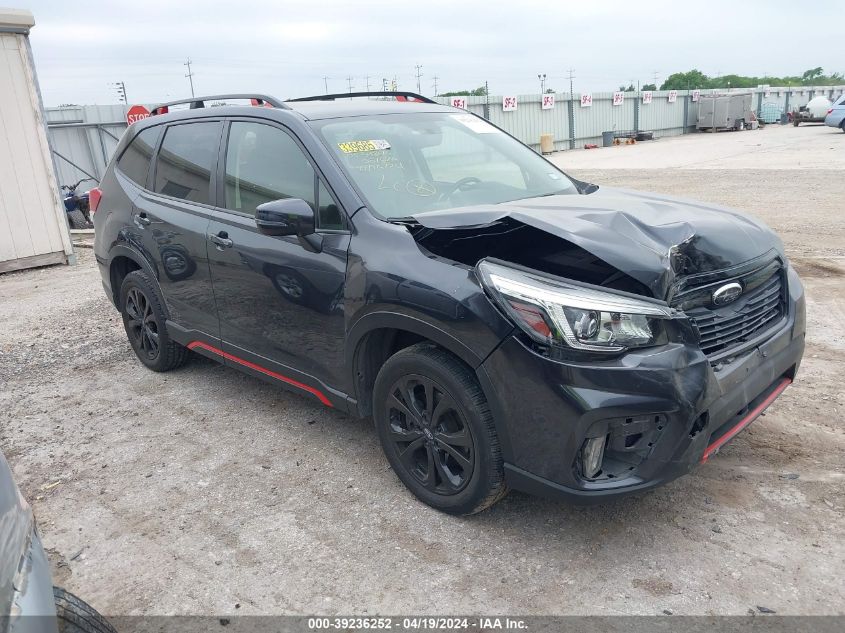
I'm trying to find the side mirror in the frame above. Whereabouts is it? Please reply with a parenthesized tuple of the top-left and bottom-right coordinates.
(255, 199, 315, 237)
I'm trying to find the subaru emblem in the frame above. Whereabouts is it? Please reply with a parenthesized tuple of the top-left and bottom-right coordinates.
(712, 282, 743, 306)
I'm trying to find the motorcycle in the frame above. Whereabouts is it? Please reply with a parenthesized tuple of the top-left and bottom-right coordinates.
(62, 177, 97, 229)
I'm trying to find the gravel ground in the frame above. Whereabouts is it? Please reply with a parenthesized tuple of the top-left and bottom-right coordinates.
(1, 124, 843, 617)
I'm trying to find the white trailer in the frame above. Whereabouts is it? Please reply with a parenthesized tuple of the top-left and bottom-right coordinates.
(696, 93, 754, 131)
(0, 8, 74, 274)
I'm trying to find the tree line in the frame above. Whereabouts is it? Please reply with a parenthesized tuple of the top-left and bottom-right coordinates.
(438, 68, 842, 97)
(658, 67, 843, 91)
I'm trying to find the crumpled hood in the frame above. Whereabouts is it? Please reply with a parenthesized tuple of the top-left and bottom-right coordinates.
(411, 187, 784, 298)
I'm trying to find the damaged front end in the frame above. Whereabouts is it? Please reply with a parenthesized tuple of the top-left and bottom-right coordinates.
(400, 188, 804, 500)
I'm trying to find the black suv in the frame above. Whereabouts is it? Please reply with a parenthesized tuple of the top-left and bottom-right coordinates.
(92, 92, 805, 514)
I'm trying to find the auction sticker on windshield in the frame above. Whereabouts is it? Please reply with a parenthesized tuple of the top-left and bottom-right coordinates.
(451, 114, 501, 134)
(338, 139, 391, 153)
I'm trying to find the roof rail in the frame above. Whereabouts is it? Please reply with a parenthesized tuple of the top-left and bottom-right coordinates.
(288, 91, 437, 104)
(150, 94, 289, 115)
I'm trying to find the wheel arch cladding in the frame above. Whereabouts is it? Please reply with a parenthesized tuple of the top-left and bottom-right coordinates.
(348, 316, 486, 419)
(109, 255, 142, 305)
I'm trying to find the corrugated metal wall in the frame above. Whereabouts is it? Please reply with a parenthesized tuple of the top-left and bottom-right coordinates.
(46, 104, 129, 186)
(435, 85, 844, 149)
(44, 85, 845, 182)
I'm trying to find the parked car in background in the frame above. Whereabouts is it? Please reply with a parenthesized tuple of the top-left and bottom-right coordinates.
(824, 94, 845, 131)
(93, 92, 804, 515)
(1, 450, 114, 633)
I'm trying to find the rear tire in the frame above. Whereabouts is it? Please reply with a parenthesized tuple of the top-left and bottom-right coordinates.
(54, 587, 116, 633)
(119, 270, 189, 372)
(373, 343, 508, 515)
(67, 210, 91, 230)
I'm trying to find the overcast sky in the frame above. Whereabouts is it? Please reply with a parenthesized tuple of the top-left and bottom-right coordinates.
(25, 0, 839, 106)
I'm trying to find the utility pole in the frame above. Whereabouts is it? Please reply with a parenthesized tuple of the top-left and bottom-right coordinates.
(415, 64, 423, 94)
(113, 81, 127, 103)
(537, 73, 546, 94)
(653, 70, 659, 88)
(184, 58, 195, 98)
(432, 75, 439, 96)
(322, 76, 329, 94)
(346, 76, 354, 96)
(365, 75, 371, 92)
(483, 80, 490, 119)
(566, 69, 576, 150)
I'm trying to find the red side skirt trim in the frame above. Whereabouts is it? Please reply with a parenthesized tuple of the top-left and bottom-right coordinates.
(187, 341, 333, 407)
(700, 377, 792, 463)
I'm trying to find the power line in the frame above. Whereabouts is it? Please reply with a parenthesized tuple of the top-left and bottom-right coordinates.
(184, 58, 195, 98)
(415, 64, 423, 94)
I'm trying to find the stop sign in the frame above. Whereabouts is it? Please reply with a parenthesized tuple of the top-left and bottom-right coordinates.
(126, 104, 150, 125)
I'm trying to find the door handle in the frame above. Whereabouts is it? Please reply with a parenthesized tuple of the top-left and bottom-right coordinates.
(209, 231, 233, 248)
(135, 212, 151, 227)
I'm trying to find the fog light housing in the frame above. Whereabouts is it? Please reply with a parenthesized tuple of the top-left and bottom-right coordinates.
(581, 435, 607, 479)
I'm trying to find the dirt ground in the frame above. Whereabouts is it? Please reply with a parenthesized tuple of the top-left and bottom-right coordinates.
(1, 124, 843, 616)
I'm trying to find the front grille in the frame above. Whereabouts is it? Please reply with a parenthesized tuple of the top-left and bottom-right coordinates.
(686, 271, 785, 359)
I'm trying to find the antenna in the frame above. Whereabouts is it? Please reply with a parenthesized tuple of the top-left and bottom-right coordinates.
(184, 58, 195, 98)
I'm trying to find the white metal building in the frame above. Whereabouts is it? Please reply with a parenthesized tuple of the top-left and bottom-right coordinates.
(0, 8, 74, 273)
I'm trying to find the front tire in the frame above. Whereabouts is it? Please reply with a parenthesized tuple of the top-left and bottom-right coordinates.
(119, 270, 188, 372)
(54, 587, 116, 633)
(373, 343, 508, 515)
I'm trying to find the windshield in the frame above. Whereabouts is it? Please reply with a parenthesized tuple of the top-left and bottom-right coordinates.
(311, 112, 577, 219)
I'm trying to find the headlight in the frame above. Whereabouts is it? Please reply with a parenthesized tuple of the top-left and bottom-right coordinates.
(477, 259, 675, 353)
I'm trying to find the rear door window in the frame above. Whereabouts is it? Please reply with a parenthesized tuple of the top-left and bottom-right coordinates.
(117, 127, 159, 187)
(153, 122, 220, 205)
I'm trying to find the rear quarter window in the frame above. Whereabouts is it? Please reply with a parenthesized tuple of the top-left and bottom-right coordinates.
(154, 122, 220, 205)
(116, 127, 160, 187)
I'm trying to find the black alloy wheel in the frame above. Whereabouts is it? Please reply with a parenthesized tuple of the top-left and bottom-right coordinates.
(124, 287, 159, 362)
(119, 270, 189, 372)
(373, 343, 508, 514)
(386, 374, 475, 495)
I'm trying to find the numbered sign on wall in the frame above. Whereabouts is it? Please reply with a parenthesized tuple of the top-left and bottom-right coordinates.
(450, 97, 467, 109)
(642, 91, 653, 104)
(541, 94, 555, 110)
(667, 90, 678, 103)
(691, 90, 701, 102)
(612, 91, 624, 106)
(502, 96, 518, 111)
(580, 93, 593, 107)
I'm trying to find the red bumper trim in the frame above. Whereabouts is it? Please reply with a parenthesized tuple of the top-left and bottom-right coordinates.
(700, 377, 792, 463)
(187, 341, 333, 407)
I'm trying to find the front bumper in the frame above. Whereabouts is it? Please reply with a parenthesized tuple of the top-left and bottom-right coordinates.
(6, 529, 58, 633)
(478, 267, 805, 504)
